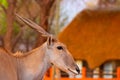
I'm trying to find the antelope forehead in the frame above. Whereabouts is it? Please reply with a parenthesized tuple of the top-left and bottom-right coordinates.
(54, 42, 65, 47)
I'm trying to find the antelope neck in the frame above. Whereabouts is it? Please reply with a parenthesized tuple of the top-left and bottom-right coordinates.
(16, 43, 52, 80)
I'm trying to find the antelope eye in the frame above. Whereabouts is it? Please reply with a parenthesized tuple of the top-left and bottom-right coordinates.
(57, 46, 63, 50)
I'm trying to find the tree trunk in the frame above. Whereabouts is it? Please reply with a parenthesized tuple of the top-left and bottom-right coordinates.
(34, 0, 55, 47)
(34, 8, 49, 47)
(4, 0, 16, 52)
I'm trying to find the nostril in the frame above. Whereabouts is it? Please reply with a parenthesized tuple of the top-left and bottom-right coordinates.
(76, 67, 80, 74)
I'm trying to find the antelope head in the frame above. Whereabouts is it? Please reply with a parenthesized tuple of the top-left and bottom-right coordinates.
(16, 14, 80, 75)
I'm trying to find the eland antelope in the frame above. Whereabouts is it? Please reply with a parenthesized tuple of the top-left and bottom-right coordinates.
(0, 14, 80, 80)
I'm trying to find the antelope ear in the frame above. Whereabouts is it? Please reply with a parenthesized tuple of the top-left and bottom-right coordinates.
(47, 37, 56, 47)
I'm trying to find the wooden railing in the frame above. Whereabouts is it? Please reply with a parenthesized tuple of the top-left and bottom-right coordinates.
(44, 67, 120, 80)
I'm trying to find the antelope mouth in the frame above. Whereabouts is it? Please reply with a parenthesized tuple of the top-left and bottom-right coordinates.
(68, 68, 79, 75)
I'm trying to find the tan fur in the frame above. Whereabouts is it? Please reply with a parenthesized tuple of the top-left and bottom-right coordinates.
(13, 51, 24, 57)
(0, 14, 80, 80)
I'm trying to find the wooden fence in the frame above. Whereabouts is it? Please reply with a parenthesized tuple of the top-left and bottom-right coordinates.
(44, 67, 120, 80)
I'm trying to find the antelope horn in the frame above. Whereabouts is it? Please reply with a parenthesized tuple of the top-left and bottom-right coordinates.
(15, 13, 51, 37)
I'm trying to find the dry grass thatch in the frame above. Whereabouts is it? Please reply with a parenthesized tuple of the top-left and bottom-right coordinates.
(59, 9, 120, 69)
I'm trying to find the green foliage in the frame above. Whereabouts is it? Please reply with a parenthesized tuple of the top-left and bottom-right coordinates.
(13, 22, 20, 36)
(0, 0, 8, 35)
(0, 13, 7, 35)
(0, 13, 20, 36)
(0, 0, 8, 8)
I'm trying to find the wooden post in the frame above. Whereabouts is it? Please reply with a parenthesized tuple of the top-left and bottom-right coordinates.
(117, 67, 120, 78)
(82, 67, 86, 78)
(52, 66, 55, 80)
(49, 68, 52, 78)
(55, 68, 61, 80)
(44, 68, 52, 79)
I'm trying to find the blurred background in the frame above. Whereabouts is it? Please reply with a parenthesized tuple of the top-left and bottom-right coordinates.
(0, 0, 119, 52)
(0, 0, 120, 78)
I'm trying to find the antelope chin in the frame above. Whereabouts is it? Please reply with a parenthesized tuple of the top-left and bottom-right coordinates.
(68, 68, 79, 75)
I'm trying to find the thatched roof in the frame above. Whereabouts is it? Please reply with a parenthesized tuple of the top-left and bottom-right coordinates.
(59, 9, 120, 69)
